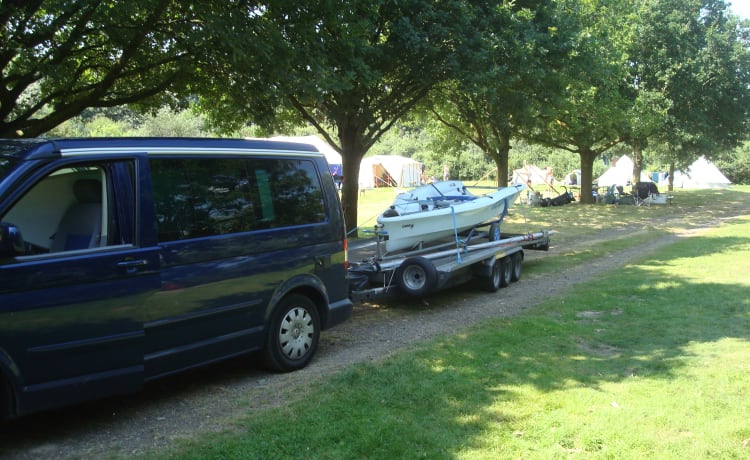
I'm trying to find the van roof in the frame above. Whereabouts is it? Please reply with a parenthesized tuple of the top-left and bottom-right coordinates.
(0, 137, 323, 161)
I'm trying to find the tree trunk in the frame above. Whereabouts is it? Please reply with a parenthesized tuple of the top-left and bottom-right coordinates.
(578, 147, 598, 204)
(667, 162, 675, 192)
(338, 128, 368, 237)
(632, 143, 643, 187)
(494, 134, 511, 187)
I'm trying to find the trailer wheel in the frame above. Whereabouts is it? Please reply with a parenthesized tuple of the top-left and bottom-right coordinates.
(396, 257, 438, 297)
(480, 259, 502, 292)
(499, 256, 513, 287)
(264, 294, 320, 372)
(510, 252, 524, 282)
(488, 222, 501, 242)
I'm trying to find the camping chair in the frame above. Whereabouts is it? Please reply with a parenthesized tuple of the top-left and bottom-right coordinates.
(610, 185, 638, 205)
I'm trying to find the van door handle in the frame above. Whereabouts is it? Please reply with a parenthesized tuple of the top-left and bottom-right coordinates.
(116, 259, 149, 268)
(116, 258, 149, 275)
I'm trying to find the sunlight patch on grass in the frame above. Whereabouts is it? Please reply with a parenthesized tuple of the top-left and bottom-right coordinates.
(153, 189, 750, 460)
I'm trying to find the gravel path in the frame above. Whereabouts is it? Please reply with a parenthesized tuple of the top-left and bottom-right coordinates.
(1, 194, 747, 459)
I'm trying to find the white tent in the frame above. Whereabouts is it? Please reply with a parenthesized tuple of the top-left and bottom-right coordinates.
(358, 155, 422, 188)
(270, 135, 343, 175)
(512, 164, 549, 186)
(666, 156, 731, 189)
(596, 155, 652, 187)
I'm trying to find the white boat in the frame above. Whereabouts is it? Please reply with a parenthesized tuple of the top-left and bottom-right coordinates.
(376, 181, 526, 253)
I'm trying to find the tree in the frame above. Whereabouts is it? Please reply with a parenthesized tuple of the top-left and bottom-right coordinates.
(0, 0, 200, 138)
(624, 0, 750, 186)
(530, 0, 631, 203)
(427, 1, 578, 187)
(197, 0, 487, 234)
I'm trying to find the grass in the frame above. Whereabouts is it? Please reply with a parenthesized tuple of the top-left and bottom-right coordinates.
(152, 186, 750, 460)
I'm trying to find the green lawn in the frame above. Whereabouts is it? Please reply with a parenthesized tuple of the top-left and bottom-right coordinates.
(153, 186, 750, 460)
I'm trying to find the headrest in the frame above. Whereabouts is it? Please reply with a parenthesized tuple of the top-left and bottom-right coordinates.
(73, 179, 102, 203)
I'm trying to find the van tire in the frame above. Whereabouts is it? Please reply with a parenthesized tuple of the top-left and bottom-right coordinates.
(396, 257, 438, 297)
(264, 294, 320, 372)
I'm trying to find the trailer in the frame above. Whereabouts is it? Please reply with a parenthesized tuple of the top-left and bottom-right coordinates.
(348, 221, 551, 302)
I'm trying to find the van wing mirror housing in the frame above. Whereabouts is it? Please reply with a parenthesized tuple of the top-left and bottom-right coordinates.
(0, 222, 25, 257)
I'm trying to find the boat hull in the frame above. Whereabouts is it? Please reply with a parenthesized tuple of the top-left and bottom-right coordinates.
(377, 183, 525, 253)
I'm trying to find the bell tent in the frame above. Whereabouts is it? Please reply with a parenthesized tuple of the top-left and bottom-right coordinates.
(596, 155, 652, 187)
(667, 156, 731, 189)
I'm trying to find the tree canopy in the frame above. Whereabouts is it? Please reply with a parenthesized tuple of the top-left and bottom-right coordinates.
(2, 0, 749, 217)
(197, 0, 488, 233)
(0, 0, 201, 138)
(623, 0, 750, 185)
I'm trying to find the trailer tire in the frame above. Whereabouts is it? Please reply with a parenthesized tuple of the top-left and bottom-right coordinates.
(396, 257, 438, 297)
(510, 252, 523, 282)
(480, 259, 503, 292)
(499, 257, 513, 287)
(488, 222, 501, 242)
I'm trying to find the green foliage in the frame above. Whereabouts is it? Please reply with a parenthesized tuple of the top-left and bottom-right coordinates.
(1, 0, 202, 137)
(194, 0, 498, 233)
(47, 107, 212, 138)
(716, 143, 750, 184)
(627, 0, 750, 163)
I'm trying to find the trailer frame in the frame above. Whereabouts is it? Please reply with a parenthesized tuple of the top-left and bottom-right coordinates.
(349, 220, 551, 301)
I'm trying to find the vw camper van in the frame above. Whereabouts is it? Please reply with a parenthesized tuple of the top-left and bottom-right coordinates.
(0, 137, 352, 419)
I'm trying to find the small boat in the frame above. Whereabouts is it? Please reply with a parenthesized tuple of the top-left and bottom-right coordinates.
(376, 181, 526, 253)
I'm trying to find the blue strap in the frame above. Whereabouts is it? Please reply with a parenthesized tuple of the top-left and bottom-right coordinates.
(451, 206, 463, 264)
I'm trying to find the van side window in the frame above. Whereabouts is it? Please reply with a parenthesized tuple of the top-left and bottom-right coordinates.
(150, 157, 326, 242)
(0, 162, 135, 257)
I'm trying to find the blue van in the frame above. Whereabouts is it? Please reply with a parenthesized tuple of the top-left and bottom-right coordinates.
(0, 138, 352, 420)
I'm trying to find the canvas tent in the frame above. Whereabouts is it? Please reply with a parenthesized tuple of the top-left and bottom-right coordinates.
(596, 155, 652, 187)
(271, 135, 343, 179)
(512, 164, 550, 186)
(665, 156, 731, 189)
(358, 155, 422, 189)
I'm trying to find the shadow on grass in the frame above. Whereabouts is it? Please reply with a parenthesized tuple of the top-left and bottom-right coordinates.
(262, 222, 750, 458)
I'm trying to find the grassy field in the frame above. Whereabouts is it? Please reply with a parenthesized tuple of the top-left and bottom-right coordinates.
(154, 186, 750, 460)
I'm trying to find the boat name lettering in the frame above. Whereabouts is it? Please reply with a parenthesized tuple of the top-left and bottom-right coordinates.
(401, 224, 414, 229)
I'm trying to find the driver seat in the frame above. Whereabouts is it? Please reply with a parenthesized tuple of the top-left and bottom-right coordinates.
(51, 179, 103, 252)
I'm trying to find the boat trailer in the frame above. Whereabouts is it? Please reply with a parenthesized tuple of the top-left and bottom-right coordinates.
(348, 221, 552, 301)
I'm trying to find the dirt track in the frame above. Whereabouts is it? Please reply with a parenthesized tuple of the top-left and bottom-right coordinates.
(1, 193, 748, 459)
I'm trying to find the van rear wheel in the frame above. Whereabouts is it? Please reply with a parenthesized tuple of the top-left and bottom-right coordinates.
(264, 294, 320, 372)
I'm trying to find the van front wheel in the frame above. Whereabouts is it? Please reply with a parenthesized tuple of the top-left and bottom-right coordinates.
(264, 294, 320, 372)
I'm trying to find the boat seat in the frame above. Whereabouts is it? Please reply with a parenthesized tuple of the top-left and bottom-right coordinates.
(50, 179, 103, 252)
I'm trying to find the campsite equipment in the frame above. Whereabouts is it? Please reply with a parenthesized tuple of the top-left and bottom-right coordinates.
(538, 186, 576, 207)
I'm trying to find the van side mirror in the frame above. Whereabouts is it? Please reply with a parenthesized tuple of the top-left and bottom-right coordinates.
(0, 222, 25, 258)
